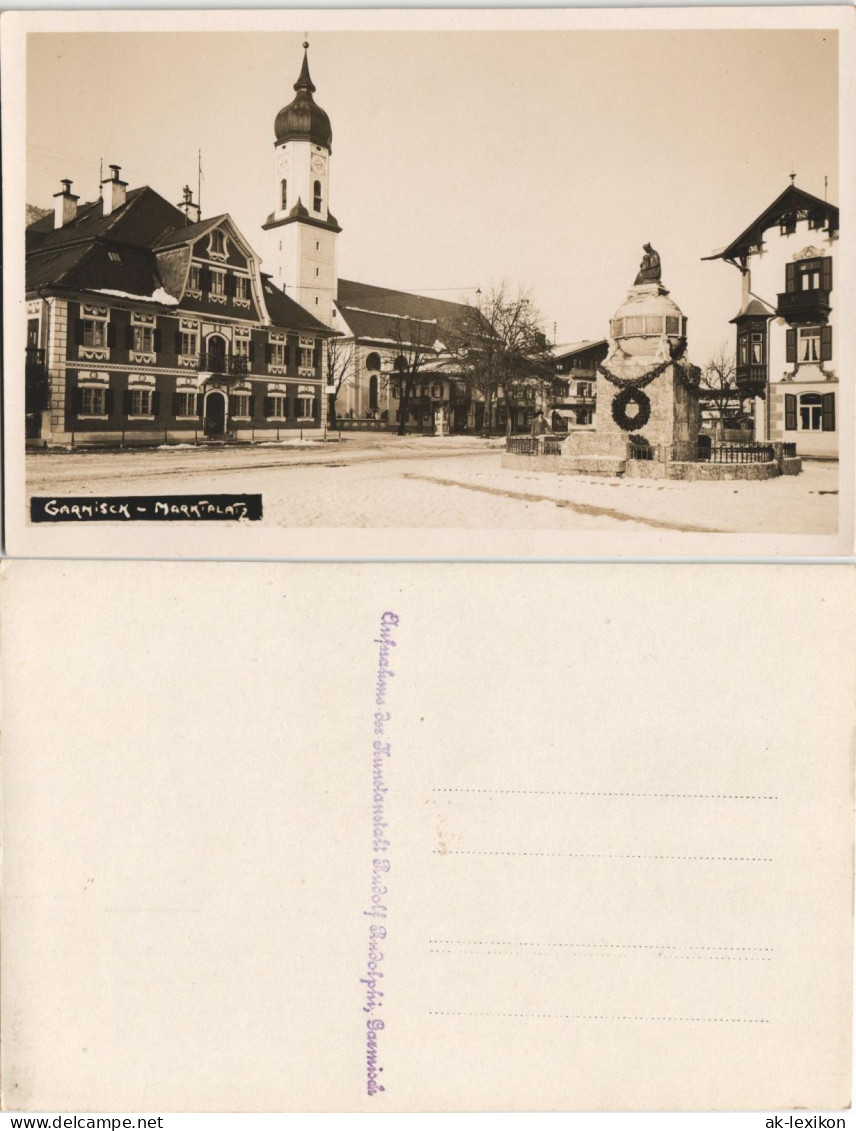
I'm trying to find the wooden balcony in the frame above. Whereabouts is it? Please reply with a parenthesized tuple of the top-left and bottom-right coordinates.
(735, 364, 767, 397)
(776, 289, 831, 322)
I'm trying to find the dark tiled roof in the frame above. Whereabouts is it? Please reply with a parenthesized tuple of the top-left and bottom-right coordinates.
(703, 184, 839, 263)
(260, 274, 335, 335)
(153, 215, 229, 250)
(335, 279, 471, 344)
(26, 187, 187, 254)
(553, 339, 608, 360)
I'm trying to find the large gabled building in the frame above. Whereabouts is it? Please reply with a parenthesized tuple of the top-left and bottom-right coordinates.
(704, 180, 839, 458)
(26, 166, 334, 447)
(331, 279, 473, 433)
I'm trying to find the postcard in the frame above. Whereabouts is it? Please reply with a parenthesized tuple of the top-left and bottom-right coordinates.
(1, 560, 853, 1111)
(2, 7, 854, 559)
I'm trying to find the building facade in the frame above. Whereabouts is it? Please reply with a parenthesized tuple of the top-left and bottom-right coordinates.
(704, 181, 839, 458)
(549, 339, 609, 430)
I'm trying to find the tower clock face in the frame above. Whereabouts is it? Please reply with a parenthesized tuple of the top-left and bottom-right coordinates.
(311, 155, 326, 171)
(276, 150, 290, 174)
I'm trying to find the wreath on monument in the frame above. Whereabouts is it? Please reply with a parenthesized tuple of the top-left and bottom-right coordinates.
(597, 337, 688, 391)
(611, 387, 651, 432)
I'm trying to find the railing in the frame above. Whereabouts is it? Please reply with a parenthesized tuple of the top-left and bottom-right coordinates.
(197, 352, 249, 375)
(628, 439, 655, 460)
(735, 364, 767, 394)
(506, 437, 540, 454)
(782, 442, 797, 458)
(543, 436, 564, 455)
(776, 289, 831, 321)
(696, 442, 775, 464)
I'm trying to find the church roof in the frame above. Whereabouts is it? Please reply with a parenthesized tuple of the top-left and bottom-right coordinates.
(334, 279, 472, 345)
(703, 183, 839, 264)
(274, 46, 333, 149)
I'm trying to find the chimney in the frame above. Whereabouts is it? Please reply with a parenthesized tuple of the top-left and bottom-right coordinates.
(176, 185, 201, 226)
(53, 179, 79, 229)
(101, 164, 128, 216)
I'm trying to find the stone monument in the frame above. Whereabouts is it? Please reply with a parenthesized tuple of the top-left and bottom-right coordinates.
(560, 247, 700, 476)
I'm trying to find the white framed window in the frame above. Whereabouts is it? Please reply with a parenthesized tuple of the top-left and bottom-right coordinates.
(799, 393, 823, 431)
(298, 394, 315, 419)
(270, 342, 285, 367)
(180, 331, 198, 356)
(210, 270, 226, 296)
(267, 394, 287, 419)
(133, 325, 154, 353)
(799, 326, 820, 363)
(233, 337, 250, 359)
(235, 276, 250, 301)
(129, 389, 153, 417)
(175, 392, 198, 417)
(82, 319, 107, 347)
(188, 265, 201, 292)
(300, 346, 314, 369)
(80, 387, 107, 416)
(210, 230, 225, 256)
(232, 393, 251, 418)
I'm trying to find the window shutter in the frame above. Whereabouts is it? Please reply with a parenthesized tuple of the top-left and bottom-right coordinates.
(75, 320, 84, 345)
(125, 324, 135, 350)
(229, 395, 236, 415)
(172, 392, 181, 416)
(265, 343, 272, 364)
(785, 262, 796, 293)
(104, 389, 114, 415)
(822, 393, 836, 432)
(785, 329, 796, 364)
(196, 393, 203, 416)
(225, 273, 234, 297)
(153, 328, 162, 353)
(200, 267, 211, 292)
(249, 340, 256, 364)
(822, 257, 833, 292)
(820, 325, 833, 361)
(264, 396, 273, 418)
(175, 331, 183, 354)
(152, 391, 160, 418)
(73, 387, 83, 415)
(249, 396, 256, 418)
(107, 321, 117, 348)
(784, 394, 797, 432)
(123, 390, 132, 415)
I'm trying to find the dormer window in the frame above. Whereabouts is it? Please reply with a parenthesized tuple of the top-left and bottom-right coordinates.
(313, 180, 322, 211)
(207, 229, 228, 262)
(281, 179, 288, 210)
(779, 215, 797, 236)
(188, 265, 201, 293)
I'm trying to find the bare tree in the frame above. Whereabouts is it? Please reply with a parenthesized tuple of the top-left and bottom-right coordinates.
(448, 285, 554, 437)
(700, 345, 742, 438)
(381, 315, 438, 436)
(325, 336, 355, 427)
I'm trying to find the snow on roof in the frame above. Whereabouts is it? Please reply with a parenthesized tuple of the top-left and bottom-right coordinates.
(92, 286, 179, 305)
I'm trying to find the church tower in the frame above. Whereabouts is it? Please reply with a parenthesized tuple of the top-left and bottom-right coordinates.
(262, 44, 341, 326)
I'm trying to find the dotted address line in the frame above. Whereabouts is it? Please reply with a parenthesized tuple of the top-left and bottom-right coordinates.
(433, 788, 778, 801)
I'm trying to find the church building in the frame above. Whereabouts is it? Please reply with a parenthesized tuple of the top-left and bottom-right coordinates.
(704, 180, 839, 459)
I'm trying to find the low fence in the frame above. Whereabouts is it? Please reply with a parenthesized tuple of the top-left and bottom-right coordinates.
(64, 426, 338, 449)
(511, 436, 782, 465)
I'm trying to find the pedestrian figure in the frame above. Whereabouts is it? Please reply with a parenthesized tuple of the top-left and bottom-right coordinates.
(531, 411, 550, 437)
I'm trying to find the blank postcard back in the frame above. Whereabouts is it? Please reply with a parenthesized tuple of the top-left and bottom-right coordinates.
(1, 561, 854, 1112)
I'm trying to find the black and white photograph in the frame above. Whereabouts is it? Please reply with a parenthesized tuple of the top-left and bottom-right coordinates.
(2, 8, 853, 558)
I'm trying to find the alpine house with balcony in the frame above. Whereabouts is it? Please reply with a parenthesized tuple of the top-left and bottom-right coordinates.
(26, 166, 335, 446)
(704, 179, 839, 458)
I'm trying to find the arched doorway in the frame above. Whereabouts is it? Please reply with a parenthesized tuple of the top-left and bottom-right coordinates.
(204, 389, 227, 437)
(369, 374, 379, 414)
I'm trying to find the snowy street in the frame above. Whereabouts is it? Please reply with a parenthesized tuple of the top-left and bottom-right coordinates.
(26, 435, 838, 533)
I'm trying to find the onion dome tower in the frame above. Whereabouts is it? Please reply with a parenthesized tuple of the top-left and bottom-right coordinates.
(262, 42, 341, 326)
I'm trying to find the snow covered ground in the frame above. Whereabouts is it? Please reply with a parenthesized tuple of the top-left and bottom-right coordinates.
(26, 435, 838, 533)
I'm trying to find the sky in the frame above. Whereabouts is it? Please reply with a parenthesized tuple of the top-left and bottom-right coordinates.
(26, 27, 838, 363)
